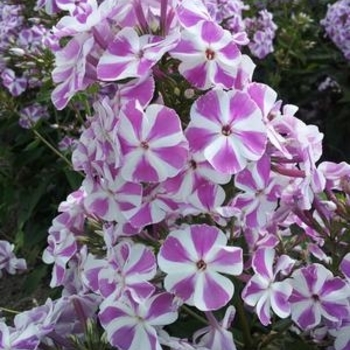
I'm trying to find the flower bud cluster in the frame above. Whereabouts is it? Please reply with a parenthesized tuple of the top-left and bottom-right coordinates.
(321, 0, 350, 60)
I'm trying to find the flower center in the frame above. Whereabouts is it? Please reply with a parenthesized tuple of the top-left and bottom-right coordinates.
(312, 294, 320, 302)
(189, 159, 197, 170)
(196, 259, 207, 271)
(140, 141, 149, 150)
(205, 48, 215, 60)
(221, 124, 232, 136)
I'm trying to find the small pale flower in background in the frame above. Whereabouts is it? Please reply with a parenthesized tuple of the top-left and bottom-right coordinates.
(0, 240, 27, 277)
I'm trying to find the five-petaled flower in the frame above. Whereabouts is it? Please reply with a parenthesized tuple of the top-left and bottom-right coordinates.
(242, 247, 294, 325)
(290, 263, 350, 330)
(186, 88, 267, 174)
(158, 224, 243, 311)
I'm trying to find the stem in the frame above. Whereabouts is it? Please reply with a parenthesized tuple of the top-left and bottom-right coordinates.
(0, 306, 19, 314)
(258, 320, 293, 349)
(33, 129, 73, 168)
(235, 297, 254, 349)
(204, 311, 219, 328)
(181, 305, 208, 325)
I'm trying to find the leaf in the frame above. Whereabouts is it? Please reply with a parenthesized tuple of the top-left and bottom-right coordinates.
(22, 264, 49, 295)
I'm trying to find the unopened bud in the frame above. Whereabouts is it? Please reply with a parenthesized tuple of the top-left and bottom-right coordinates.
(184, 88, 195, 99)
(9, 48, 25, 57)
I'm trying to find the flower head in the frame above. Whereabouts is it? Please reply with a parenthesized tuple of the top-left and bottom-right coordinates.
(158, 224, 243, 310)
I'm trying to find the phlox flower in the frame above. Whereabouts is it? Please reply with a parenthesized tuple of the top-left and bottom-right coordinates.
(42, 227, 77, 287)
(186, 89, 267, 174)
(193, 306, 237, 350)
(97, 27, 179, 81)
(18, 103, 49, 129)
(290, 263, 350, 330)
(96, 241, 157, 301)
(0, 240, 27, 277)
(245, 10, 277, 59)
(123, 182, 179, 228)
(72, 97, 122, 176)
(83, 167, 143, 222)
(231, 154, 280, 228)
(158, 224, 243, 311)
(0, 322, 39, 350)
(56, 0, 96, 23)
(42, 211, 84, 287)
(99, 292, 178, 350)
(170, 20, 242, 89)
(247, 82, 291, 159)
(241, 247, 294, 326)
(51, 32, 96, 110)
(181, 182, 227, 226)
(118, 100, 189, 183)
(1, 68, 27, 96)
(164, 149, 231, 200)
(341, 253, 350, 282)
(176, 0, 212, 28)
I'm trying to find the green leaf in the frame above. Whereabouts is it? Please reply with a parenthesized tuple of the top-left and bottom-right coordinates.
(22, 264, 49, 295)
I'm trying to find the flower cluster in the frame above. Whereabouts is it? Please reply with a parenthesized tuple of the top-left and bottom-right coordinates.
(245, 9, 278, 59)
(1, 0, 350, 350)
(0, 2, 52, 128)
(321, 0, 350, 60)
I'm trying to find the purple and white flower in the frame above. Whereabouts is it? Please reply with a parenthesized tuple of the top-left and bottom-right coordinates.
(158, 224, 243, 310)
(186, 88, 267, 174)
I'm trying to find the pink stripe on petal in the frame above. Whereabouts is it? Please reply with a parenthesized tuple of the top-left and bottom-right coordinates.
(235, 167, 257, 191)
(321, 278, 349, 300)
(154, 146, 188, 170)
(125, 249, 156, 276)
(166, 273, 196, 302)
(200, 21, 223, 43)
(235, 130, 266, 159)
(109, 28, 138, 55)
(214, 65, 235, 88)
(296, 304, 318, 329)
(86, 197, 109, 217)
(242, 278, 266, 306)
(208, 247, 243, 275)
(206, 137, 246, 174)
(172, 38, 200, 55)
(271, 287, 291, 318)
(252, 248, 274, 280)
(321, 300, 349, 321)
(186, 126, 217, 151)
(190, 225, 219, 258)
(128, 203, 153, 228)
(183, 62, 209, 88)
(98, 61, 131, 81)
(220, 41, 240, 60)
(111, 325, 136, 350)
(194, 90, 222, 124)
(256, 294, 271, 325)
(201, 272, 233, 310)
(136, 58, 153, 76)
(160, 236, 192, 264)
(146, 293, 176, 323)
(229, 92, 258, 122)
(128, 282, 155, 301)
(341, 254, 350, 279)
(254, 155, 271, 188)
(147, 107, 181, 140)
(132, 154, 160, 182)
